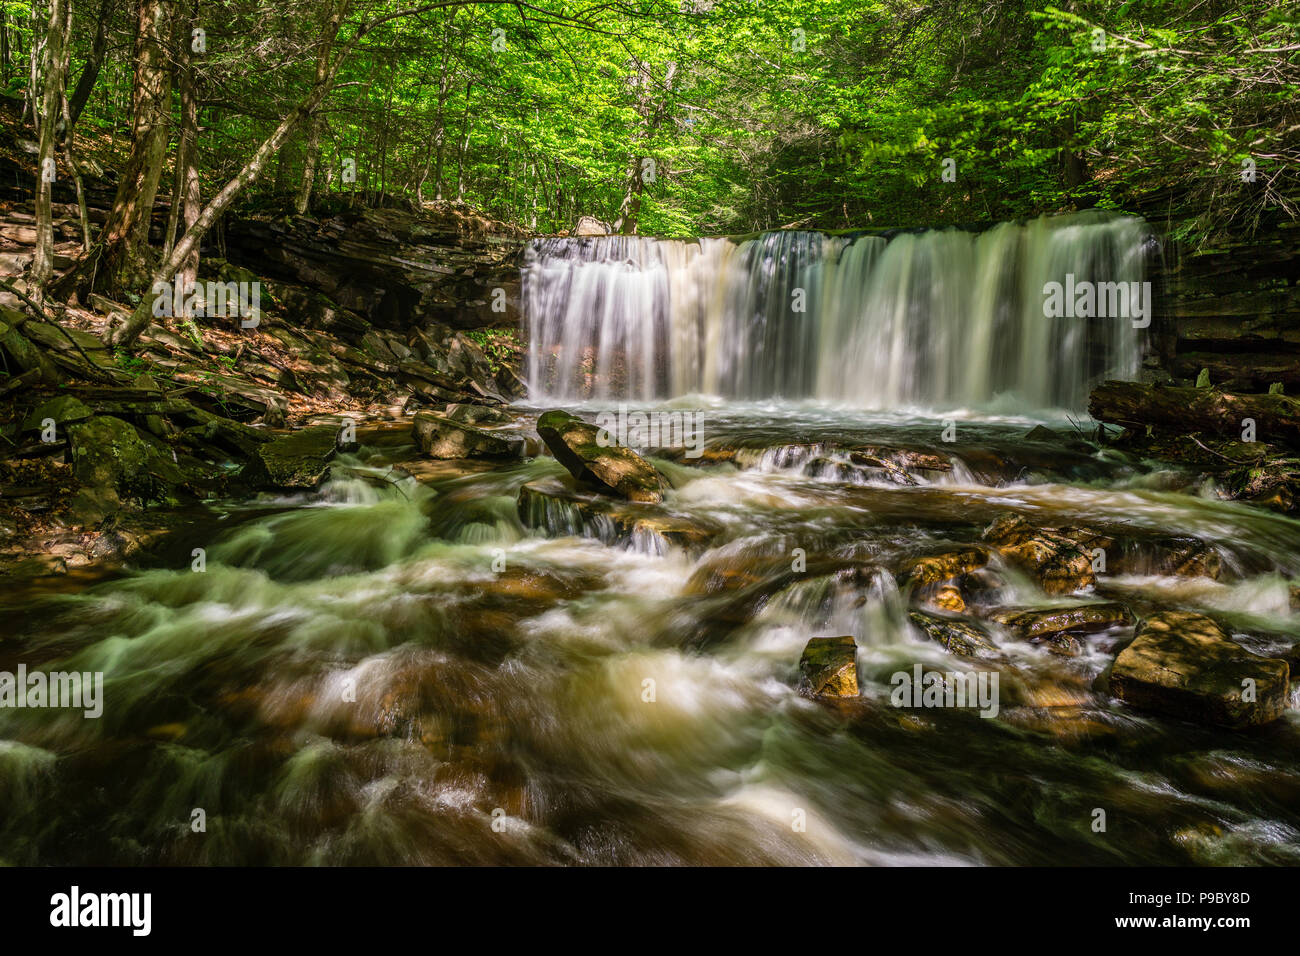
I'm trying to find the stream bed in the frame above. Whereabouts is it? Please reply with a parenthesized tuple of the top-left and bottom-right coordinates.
(3, 402, 1299, 865)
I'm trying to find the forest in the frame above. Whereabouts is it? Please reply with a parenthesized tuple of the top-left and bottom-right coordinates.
(0, 0, 1298, 878)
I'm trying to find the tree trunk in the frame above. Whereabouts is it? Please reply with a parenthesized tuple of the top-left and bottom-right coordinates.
(97, 0, 174, 296)
(109, 1, 348, 347)
(30, 0, 70, 299)
(295, 116, 322, 215)
(162, 2, 199, 290)
(1089, 381, 1300, 450)
(67, 0, 113, 126)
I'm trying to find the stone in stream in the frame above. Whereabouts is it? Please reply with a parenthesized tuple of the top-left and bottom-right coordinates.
(982, 514, 1108, 595)
(413, 411, 522, 459)
(798, 636, 859, 698)
(536, 409, 665, 503)
(988, 602, 1133, 657)
(242, 424, 339, 488)
(1110, 611, 1290, 729)
(517, 477, 717, 550)
(899, 547, 991, 587)
(907, 610, 1001, 660)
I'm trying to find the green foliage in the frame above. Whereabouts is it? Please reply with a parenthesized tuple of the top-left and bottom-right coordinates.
(54, 0, 1299, 241)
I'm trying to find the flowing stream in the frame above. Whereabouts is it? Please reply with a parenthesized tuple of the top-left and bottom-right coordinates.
(3, 215, 1299, 866)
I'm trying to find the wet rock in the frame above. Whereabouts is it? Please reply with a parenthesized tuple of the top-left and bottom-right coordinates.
(413, 411, 522, 459)
(536, 409, 664, 503)
(926, 584, 967, 614)
(242, 425, 339, 488)
(989, 602, 1133, 638)
(982, 514, 1107, 595)
(907, 610, 1001, 659)
(989, 602, 1133, 656)
(1024, 425, 1060, 441)
(899, 547, 990, 587)
(1110, 538, 1223, 580)
(517, 477, 717, 550)
(1110, 611, 1290, 728)
(798, 636, 859, 698)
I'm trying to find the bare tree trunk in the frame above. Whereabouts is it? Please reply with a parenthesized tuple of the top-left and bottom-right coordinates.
(612, 60, 674, 236)
(110, 1, 349, 347)
(30, 0, 70, 300)
(97, 0, 174, 295)
(295, 116, 322, 214)
(58, 1, 90, 253)
(163, 0, 199, 293)
(67, 0, 113, 126)
(1, 6, 10, 84)
(24, 0, 46, 128)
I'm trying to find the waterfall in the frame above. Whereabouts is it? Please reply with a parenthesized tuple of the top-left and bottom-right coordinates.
(521, 211, 1151, 409)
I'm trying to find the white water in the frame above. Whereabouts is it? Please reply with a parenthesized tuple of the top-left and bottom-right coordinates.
(522, 211, 1151, 409)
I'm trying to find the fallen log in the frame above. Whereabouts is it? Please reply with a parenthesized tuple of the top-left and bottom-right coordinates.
(1089, 381, 1300, 449)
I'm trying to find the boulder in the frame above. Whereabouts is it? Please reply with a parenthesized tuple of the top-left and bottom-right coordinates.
(535, 409, 664, 503)
(798, 636, 859, 698)
(242, 425, 339, 488)
(907, 610, 1001, 659)
(1110, 611, 1289, 728)
(66, 415, 158, 520)
(982, 514, 1106, 594)
(413, 411, 522, 459)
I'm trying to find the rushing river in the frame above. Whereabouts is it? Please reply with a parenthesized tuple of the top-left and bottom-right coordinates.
(3, 401, 1299, 865)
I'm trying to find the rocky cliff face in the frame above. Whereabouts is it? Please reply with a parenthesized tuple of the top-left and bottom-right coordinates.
(221, 205, 528, 333)
(1144, 201, 1299, 391)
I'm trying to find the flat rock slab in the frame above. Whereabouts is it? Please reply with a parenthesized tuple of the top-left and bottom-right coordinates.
(908, 610, 1001, 659)
(990, 602, 1133, 638)
(414, 411, 522, 459)
(798, 636, 859, 698)
(22, 394, 92, 432)
(243, 425, 339, 488)
(1111, 611, 1290, 729)
(536, 409, 664, 503)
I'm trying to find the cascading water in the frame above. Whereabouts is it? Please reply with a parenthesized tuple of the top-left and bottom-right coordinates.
(522, 211, 1152, 409)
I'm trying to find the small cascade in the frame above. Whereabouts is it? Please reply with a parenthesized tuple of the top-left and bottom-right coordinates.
(521, 211, 1152, 409)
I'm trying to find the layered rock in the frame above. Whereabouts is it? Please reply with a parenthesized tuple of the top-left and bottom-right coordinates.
(414, 411, 523, 459)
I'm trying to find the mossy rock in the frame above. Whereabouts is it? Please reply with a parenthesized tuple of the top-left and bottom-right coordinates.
(1111, 611, 1289, 728)
(798, 636, 859, 698)
(535, 409, 664, 503)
